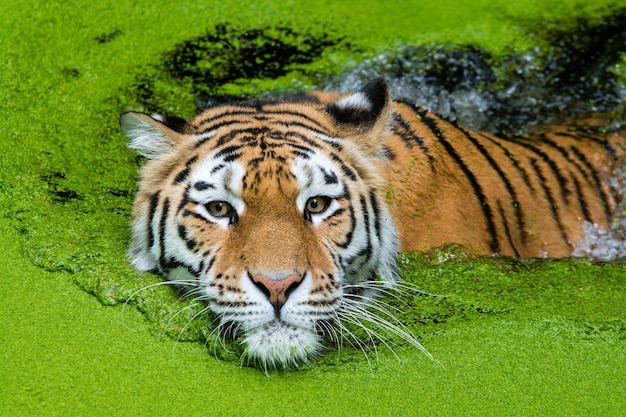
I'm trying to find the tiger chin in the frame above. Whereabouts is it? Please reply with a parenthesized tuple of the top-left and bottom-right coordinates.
(121, 78, 624, 369)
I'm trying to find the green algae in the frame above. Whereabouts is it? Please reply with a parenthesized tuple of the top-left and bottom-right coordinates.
(2, 0, 626, 415)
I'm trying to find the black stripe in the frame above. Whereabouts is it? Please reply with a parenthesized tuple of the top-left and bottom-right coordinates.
(419, 112, 499, 253)
(554, 130, 612, 152)
(343, 196, 374, 280)
(359, 195, 373, 268)
(330, 152, 357, 181)
(532, 135, 610, 221)
(335, 190, 356, 249)
(260, 109, 329, 133)
(476, 132, 535, 192)
(194, 109, 257, 131)
(183, 209, 217, 224)
(195, 127, 247, 148)
(158, 197, 170, 271)
(279, 129, 324, 150)
(324, 207, 347, 222)
(392, 104, 434, 167)
(538, 134, 594, 181)
(554, 130, 618, 160)
(514, 137, 572, 204)
(571, 176, 593, 223)
(529, 158, 570, 246)
(284, 142, 315, 157)
(204, 254, 216, 275)
(177, 195, 190, 215)
(457, 126, 526, 245)
(173, 168, 189, 184)
(177, 224, 197, 251)
(210, 164, 227, 174)
(147, 192, 160, 252)
(268, 118, 330, 138)
(194, 108, 331, 140)
(172, 155, 199, 185)
(320, 167, 338, 185)
(369, 190, 382, 243)
(566, 146, 613, 221)
(497, 201, 520, 258)
(215, 128, 259, 147)
(193, 181, 214, 191)
(213, 144, 243, 162)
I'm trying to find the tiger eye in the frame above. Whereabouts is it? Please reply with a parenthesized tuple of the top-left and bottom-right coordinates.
(305, 196, 331, 214)
(206, 200, 233, 217)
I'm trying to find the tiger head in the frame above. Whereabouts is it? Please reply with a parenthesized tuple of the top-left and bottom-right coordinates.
(121, 79, 400, 368)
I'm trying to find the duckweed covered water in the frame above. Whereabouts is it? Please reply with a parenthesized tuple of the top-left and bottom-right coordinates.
(2, 0, 625, 415)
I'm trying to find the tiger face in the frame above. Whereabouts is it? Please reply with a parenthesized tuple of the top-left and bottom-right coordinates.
(122, 79, 400, 368)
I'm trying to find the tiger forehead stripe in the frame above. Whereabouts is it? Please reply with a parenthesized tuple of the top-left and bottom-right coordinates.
(193, 122, 333, 153)
(192, 106, 332, 136)
(192, 107, 257, 130)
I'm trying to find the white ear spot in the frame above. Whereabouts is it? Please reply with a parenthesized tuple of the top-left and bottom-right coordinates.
(120, 112, 175, 159)
(335, 92, 371, 111)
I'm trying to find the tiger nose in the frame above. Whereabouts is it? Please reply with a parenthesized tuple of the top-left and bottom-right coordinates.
(251, 273, 303, 314)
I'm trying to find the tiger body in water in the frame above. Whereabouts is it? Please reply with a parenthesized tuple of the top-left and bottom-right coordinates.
(121, 78, 624, 368)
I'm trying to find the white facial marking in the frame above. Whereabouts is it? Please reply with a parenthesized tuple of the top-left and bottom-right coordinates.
(187, 155, 245, 227)
(292, 152, 345, 225)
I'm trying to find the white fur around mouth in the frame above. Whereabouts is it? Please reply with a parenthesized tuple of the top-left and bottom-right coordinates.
(242, 320, 321, 369)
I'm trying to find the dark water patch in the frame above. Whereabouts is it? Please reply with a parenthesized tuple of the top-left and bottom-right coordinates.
(127, 23, 350, 114)
(95, 29, 123, 44)
(61, 67, 80, 79)
(164, 24, 342, 104)
(42, 172, 82, 203)
(107, 188, 133, 198)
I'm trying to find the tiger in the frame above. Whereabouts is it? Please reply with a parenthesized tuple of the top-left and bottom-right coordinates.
(121, 78, 625, 369)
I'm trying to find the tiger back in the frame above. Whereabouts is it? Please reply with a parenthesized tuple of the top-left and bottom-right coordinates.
(379, 100, 623, 258)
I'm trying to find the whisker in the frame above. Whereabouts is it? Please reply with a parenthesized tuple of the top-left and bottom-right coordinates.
(343, 293, 406, 316)
(338, 312, 399, 361)
(340, 301, 439, 365)
(165, 300, 202, 334)
(335, 315, 380, 373)
(173, 304, 213, 350)
(121, 280, 196, 332)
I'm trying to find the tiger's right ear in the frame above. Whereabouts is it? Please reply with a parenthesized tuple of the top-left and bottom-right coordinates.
(120, 112, 189, 159)
(326, 78, 391, 155)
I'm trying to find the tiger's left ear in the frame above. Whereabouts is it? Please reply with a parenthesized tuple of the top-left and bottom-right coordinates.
(326, 78, 391, 154)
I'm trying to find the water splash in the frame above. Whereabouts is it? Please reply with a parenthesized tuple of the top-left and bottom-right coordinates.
(324, 42, 626, 135)
(573, 163, 626, 262)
